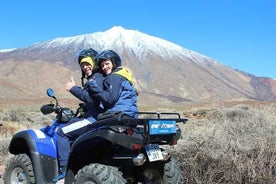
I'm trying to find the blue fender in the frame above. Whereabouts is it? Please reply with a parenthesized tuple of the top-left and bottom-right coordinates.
(8, 120, 62, 183)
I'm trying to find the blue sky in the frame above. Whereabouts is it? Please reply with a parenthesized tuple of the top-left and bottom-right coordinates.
(1, 0, 275, 78)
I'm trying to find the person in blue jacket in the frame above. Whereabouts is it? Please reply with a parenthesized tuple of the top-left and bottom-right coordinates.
(65, 48, 105, 119)
(88, 49, 138, 119)
(53, 48, 104, 182)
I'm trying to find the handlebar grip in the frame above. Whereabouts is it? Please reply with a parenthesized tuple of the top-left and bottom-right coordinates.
(40, 104, 55, 115)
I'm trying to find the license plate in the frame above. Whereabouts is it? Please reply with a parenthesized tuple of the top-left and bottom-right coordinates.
(145, 144, 163, 162)
(149, 120, 176, 135)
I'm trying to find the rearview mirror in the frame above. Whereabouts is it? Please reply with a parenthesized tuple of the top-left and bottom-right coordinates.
(47, 88, 55, 97)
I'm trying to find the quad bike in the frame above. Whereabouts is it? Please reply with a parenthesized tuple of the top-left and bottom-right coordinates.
(3, 88, 188, 184)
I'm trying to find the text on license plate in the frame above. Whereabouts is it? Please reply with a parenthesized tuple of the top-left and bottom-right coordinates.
(145, 144, 163, 162)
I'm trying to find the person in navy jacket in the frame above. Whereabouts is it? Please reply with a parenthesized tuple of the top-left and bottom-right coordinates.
(53, 48, 104, 182)
(88, 49, 138, 119)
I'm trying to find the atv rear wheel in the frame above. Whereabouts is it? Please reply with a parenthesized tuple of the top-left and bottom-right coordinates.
(163, 158, 183, 183)
(138, 158, 183, 184)
(3, 153, 35, 184)
(74, 163, 127, 184)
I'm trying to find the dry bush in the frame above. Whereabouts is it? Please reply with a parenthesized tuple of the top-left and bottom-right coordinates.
(171, 103, 276, 183)
(0, 121, 27, 138)
(0, 108, 53, 127)
(0, 141, 9, 165)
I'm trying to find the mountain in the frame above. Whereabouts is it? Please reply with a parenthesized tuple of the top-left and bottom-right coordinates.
(0, 26, 275, 107)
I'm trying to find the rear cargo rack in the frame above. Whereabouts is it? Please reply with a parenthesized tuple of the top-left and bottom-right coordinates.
(134, 112, 188, 145)
(136, 112, 188, 123)
(86, 111, 188, 132)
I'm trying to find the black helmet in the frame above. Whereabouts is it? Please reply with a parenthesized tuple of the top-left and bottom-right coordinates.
(77, 48, 98, 86)
(78, 48, 98, 65)
(95, 50, 121, 68)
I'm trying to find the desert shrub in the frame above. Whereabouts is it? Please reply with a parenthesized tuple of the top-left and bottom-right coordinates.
(223, 107, 250, 122)
(2, 109, 25, 122)
(0, 121, 27, 138)
(0, 141, 9, 165)
(0, 108, 54, 127)
(170, 103, 276, 183)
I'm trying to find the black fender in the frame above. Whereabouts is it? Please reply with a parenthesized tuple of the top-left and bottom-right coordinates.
(67, 126, 144, 174)
(9, 129, 59, 183)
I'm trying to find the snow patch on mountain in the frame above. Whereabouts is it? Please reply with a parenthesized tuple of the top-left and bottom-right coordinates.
(94, 26, 217, 65)
(0, 48, 16, 52)
(28, 26, 218, 66)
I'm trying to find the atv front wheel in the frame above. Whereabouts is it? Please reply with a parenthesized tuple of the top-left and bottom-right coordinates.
(74, 163, 127, 184)
(3, 153, 35, 184)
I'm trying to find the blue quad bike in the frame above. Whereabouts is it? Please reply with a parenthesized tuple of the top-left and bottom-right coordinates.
(3, 88, 188, 184)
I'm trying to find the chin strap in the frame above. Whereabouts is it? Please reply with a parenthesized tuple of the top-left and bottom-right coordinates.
(81, 76, 85, 87)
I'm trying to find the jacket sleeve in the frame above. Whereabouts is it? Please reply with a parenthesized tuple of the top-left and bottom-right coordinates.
(70, 85, 94, 103)
(69, 73, 104, 104)
(87, 74, 123, 107)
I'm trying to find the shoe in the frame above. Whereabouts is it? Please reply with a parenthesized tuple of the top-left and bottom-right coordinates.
(52, 168, 66, 183)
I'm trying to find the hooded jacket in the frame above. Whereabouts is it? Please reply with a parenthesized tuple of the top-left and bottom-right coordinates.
(87, 67, 138, 118)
